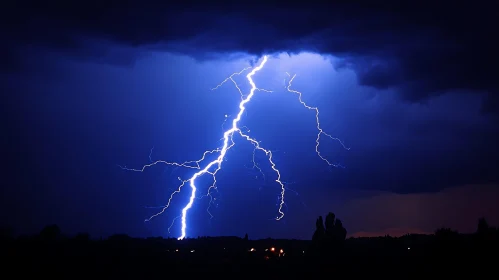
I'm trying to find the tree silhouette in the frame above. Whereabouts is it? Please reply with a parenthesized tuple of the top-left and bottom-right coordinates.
(325, 212, 335, 237)
(476, 217, 497, 248)
(312, 216, 326, 242)
(312, 212, 347, 256)
(334, 219, 347, 241)
(320, 212, 347, 242)
(477, 217, 489, 235)
(39, 224, 61, 241)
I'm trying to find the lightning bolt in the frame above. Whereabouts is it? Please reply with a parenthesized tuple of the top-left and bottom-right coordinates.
(285, 72, 350, 166)
(121, 55, 348, 240)
(211, 66, 250, 100)
(122, 56, 286, 240)
(148, 147, 154, 162)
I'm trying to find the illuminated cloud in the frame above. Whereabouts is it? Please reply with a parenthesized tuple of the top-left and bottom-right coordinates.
(3, 1, 498, 112)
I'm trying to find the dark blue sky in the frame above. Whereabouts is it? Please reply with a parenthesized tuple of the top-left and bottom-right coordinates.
(1, 1, 498, 239)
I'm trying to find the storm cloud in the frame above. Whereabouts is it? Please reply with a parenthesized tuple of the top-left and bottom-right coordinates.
(2, 1, 498, 112)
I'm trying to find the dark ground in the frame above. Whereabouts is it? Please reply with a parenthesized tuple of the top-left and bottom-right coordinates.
(2, 224, 498, 278)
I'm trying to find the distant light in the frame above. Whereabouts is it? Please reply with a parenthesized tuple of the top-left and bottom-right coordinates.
(407, 247, 411, 250)
(249, 248, 256, 252)
(270, 247, 275, 252)
(302, 251, 305, 254)
(175, 249, 179, 252)
(265, 249, 268, 251)
(279, 249, 284, 254)
(190, 250, 195, 253)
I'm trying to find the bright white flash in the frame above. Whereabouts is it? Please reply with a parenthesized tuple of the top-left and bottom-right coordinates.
(120, 55, 348, 240)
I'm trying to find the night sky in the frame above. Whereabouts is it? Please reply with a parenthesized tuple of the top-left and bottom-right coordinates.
(2, 1, 498, 239)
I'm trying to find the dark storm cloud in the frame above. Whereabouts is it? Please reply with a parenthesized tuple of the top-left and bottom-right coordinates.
(2, 0, 498, 110)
